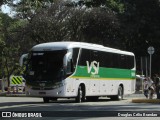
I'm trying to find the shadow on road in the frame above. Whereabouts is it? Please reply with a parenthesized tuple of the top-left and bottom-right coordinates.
(0, 97, 127, 111)
(0, 97, 117, 106)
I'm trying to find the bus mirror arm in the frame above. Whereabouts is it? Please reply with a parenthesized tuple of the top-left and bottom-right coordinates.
(63, 52, 72, 67)
(19, 53, 28, 67)
(62, 65, 71, 77)
(63, 52, 72, 76)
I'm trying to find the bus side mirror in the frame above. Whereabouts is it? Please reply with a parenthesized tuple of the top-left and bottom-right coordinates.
(19, 54, 28, 67)
(63, 52, 72, 75)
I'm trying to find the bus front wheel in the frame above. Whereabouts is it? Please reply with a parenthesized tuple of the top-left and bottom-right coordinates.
(43, 97, 50, 103)
(75, 86, 85, 103)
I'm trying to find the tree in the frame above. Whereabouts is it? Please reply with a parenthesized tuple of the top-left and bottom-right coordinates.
(0, 12, 27, 86)
(80, 7, 120, 47)
(0, 0, 8, 7)
(16, 1, 120, 48)
(1, 0, 160, 75)
(7, 0, 58, 21)
(17, 1, 72, 44)
(120, 0, 160, 74)
(77, 0, 125, 13)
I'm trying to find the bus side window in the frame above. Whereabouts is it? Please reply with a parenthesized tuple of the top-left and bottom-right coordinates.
(78, 49, 91, 66)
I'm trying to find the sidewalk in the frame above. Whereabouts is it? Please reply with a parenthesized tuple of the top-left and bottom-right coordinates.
(131, 93, 160, 103)
(0, 90, 6, 96)
(0, 90, 26, 97)
(132, 98, 160, 103)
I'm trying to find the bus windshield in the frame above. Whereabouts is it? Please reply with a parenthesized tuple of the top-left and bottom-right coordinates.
(27, 50, 67, 83)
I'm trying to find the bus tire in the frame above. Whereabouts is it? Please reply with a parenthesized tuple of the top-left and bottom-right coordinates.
(116, 86, 123, 100)
(110, 86, 123, 100)
(50, 97, 57, 101)
(43, 97, 50, 103)
(75, 86, 85, 103)
(117, 85, 123, 100)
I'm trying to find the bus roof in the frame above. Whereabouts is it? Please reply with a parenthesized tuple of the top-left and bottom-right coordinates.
(31, 42, 134, 56)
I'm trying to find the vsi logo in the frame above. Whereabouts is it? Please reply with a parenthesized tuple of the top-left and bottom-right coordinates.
(86, 61, 99, 75)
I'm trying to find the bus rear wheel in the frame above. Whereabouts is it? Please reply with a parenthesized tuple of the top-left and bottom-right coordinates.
(110, 86, 123, 100)
(75, 86, 85, 103)
(117, 86, 123, 100)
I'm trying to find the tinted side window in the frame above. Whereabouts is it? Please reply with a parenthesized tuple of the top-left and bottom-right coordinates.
(72, 48, 80, 66)
(97, 51, 112, 68)
(78, 49, 90, 66)
(101, 52, 134, 69)
(91, 50, 99, 62)
(97, 51, 105, 67)
(103, 52, 113, 68)
(119, 54, 127, 69)
(78, 48, 134, 69)
(119, 54, 134, 69)
(127, 56, 134, 69)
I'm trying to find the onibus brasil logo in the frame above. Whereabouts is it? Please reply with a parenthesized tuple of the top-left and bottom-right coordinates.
(86, 61, 100, 78)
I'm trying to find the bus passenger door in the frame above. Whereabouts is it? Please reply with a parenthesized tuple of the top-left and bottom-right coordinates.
(63, 51, 75, 96)
(89, 80, 100, 95)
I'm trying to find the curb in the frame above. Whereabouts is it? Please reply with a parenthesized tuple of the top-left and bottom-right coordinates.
(0, 93, 6, 96)
(132, 99, 160, 103)
(0, 92, 27, 97)
(6, 93, 26, 97)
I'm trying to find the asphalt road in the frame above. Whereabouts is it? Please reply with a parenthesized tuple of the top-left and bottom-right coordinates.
(0, 94, 160, 120)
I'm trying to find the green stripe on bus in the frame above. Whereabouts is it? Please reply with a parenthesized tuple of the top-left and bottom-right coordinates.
(72, 66, 135, 79)
(70, 76, 135, 80)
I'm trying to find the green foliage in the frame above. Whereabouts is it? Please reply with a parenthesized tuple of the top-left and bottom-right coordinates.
(121, 0, 160, 53)
(0, 12, 27, 85)
(7, 0, 58, 20)
(16, 3, 119, 48)
(0, 0, 8, 7)
(105, 0, 125, 13)
(119, 0, 160, 74)
(77, 0, 125, 13)
(80, 7, 120, 46)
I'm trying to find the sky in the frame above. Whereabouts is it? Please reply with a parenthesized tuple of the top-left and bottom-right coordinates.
(0, 0, 79, 17)
(1, 4, 11, 13)
(1, 0, 20, 17)
(1, 4, 14, 17)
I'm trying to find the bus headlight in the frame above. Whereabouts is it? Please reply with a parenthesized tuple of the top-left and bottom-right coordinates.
(52, 82, 65, 89)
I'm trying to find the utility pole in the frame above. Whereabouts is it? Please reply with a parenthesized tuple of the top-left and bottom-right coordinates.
(1, 51, 4, 92)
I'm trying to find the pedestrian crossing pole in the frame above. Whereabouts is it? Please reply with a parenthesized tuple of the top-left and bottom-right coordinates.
(146, 57, 148, 77)
(147, 46, 154, 78)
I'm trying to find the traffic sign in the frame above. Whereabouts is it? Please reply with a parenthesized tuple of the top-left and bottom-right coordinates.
(147, 46, 155, 78)
(148, 46, 154, 54)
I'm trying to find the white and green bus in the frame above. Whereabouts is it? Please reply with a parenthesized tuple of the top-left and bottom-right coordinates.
(20, 42, 136, 103)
